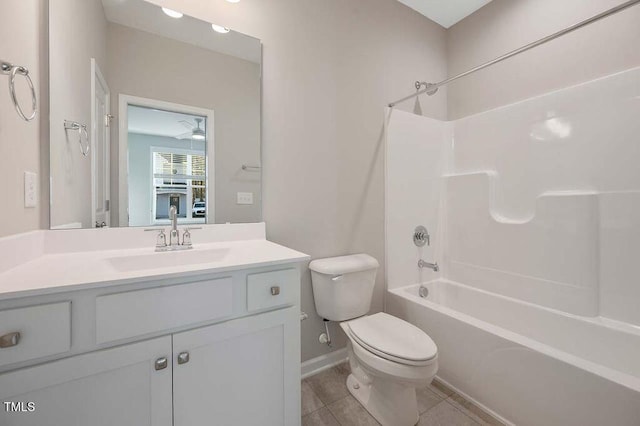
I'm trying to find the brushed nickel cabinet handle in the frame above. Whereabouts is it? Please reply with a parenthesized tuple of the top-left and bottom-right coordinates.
(0, 332, 20, 348)
(154, 357, 168, 371)
(177, 352, 190, 365)
(270, 286, 281, 296)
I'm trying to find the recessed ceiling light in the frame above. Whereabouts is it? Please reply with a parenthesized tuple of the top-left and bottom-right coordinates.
(211, 24, 231, 34)
(162, 7, 183, 18)
(226, 0, 240, 3)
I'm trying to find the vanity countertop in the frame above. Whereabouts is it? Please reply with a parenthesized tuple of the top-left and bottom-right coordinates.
(0, 225, 309, 301)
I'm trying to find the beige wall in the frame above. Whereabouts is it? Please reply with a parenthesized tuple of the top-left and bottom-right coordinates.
(0, 0, 45, 237)
(49, 0, 107, 228)
(446, 0, 640, 119)
(149, 0, 448, 361)
(106, 23, 261, 225)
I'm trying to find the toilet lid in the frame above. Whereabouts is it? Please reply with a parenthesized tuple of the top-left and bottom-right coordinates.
(347, 313, 437, 365)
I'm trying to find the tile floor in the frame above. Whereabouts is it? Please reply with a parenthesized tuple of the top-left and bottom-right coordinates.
(302, 362, 505, 426)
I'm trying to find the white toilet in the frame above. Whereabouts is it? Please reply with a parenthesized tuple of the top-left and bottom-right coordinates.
(309, 254, 438, 426)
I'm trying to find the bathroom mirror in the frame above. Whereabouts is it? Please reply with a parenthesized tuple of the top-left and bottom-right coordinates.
(49, 0, 261, 229)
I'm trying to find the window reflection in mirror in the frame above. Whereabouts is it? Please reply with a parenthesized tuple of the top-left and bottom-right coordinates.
(126, 105, 210, 227)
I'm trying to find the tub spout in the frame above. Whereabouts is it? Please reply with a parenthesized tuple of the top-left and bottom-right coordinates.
(418, 259, 439, 272)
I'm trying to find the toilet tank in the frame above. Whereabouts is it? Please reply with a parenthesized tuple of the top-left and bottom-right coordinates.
(309, 254, 379, 321)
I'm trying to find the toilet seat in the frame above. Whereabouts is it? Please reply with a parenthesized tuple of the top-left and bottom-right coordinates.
(341, 315, 439, 426)
(346, 313, 437, 367)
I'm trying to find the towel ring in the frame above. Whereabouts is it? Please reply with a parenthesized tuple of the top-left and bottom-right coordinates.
(64, 120, 90, 156)
(1, 61, 37, 122)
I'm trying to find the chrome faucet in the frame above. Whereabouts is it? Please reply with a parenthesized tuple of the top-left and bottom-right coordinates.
(169, 205, 180, 247)
(418, 259, 439, 272)
(144, 206, 201, 252)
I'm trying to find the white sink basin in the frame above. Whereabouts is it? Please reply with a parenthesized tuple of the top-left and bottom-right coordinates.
(107, 248, 230, 272)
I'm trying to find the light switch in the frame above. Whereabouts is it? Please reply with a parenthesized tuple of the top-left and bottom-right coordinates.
(24, 172, 37, 208)
(237, 192, 253, 205)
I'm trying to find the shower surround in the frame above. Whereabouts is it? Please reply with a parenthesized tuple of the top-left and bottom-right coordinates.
(384, 67, 640, 425)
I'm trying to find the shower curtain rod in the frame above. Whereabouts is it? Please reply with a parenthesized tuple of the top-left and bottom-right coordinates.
(388, 0, 640, 108)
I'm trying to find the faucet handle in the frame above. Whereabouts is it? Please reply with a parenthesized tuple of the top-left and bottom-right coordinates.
(145, 228, 167, 248)
(157, 229, 167, 248)
(413, 225, 430, 247)
(181, 227, 201, 247)
(182, 230, 192, 247)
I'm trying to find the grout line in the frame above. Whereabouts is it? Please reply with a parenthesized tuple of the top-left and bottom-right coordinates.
(301, 381, 326, 417)
(443, 398, 483, 425)
(301, 406, 341, 426)
(326, 394, 381, 426)
(301, 406, 324, 418)
(324, 396, 344, 426)
(329, 410, 342, 426)
(417, 387, 446, 415)
(421, 399, 482, 425)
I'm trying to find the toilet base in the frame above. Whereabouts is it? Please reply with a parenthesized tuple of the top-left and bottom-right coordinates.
(346, 373, 420, 426)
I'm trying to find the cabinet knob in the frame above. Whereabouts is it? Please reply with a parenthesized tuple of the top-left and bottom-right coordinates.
(177, 351, 190, 365)
(0, 332, 20, 349)
(154, 357, 168, 371)
(270, 286, 281, 296)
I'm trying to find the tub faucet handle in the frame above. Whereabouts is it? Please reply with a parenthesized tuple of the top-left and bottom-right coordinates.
(414, 225, 430, 247)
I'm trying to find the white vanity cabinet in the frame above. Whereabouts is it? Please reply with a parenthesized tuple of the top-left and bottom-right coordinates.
(0, 336, 173, 426)
(0, 262, 303, 426)
(173, 306, 300, 426)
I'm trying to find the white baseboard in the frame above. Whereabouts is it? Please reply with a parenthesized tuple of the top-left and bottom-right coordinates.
(301, 348, 348, 379)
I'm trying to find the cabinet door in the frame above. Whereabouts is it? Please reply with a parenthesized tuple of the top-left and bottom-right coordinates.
(173, 307, 301, 426)
(0, 336, 172, 426)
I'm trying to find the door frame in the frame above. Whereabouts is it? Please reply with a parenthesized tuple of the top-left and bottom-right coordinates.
(90, 58, 110, 227)
(118, 94, 215, 226)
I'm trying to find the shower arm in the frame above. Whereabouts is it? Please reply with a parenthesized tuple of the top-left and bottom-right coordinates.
(388, 0, 640, 107)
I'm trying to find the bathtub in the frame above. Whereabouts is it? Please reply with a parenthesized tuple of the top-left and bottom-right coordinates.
(386, 280, 640, 426)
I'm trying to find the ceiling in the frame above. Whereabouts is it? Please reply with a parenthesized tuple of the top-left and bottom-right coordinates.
(128, 105, 206, 140)
(396, 0, 493, 28)
(102, 0, 261, 64)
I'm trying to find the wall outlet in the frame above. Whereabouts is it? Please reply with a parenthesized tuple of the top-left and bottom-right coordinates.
(24, 172, 37, 208)
(237, 192, 254, 205)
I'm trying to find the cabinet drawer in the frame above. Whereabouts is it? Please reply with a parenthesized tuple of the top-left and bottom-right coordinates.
(96, 278, 233, 344)
(0, 302, 71, 368)
(247, 269, 298, 312)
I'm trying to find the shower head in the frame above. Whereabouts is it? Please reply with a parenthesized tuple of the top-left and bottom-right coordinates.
(412, 82, 437, 115)
(415, 81, 438, 96)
